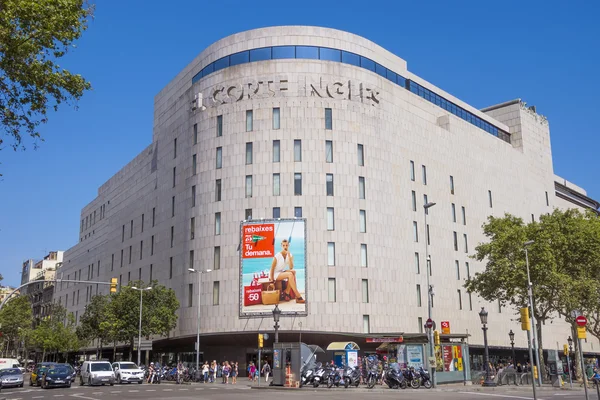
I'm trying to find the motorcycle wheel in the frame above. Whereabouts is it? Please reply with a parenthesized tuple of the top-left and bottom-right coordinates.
(313, 380, 319, 388)
(424, 380, 432, 389)
(400, 380, 407, 389)
(354, 380, 359, 387)
(367, 376, 375, 389)
(392, 383, 399, 389)
(344, 379, 350, 389)
(411, 379, 420, 389)
(327, 377, 334, 389)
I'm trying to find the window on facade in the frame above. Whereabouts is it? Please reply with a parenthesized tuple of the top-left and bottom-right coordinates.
(363, 315, 370, 334)
(190, 217, 195, 240)
(122, 225, 125, 242)
(215, 179, 221, 201)
(192, 154, 197, 175)
(422, 165, 427, 185)
(325, 140, 333, 163)
(273, 140, 280, 162)
(130, 220, 134, 238)
(120, 249, 124, 268)
(362, 279, 369, 303)
(216, 147, 222, 169)
(246, 110, 253, 132)
(424, 194, 429, 214)
(469, 292, 473, 310)
(141, 214, 144, 233)
(466, 262, 470, 279)
(191, 185, 197, 207)
(327, 242, 335, 266)
(246, 142, 253, 165)
(359, 210, 367, 233)
(453, 231, 458, 251)
(273, 207, 280, 219)
(294, 173, 302, 195)
(188, 284, 193, 307)
(450, 175, 455, 194)
(418, 317, 423, 333)
(545, 191, 549, 206)
(172, 167, 176, 187)
(273, 174, 280, 196)
(216, 115, 223, 137)
(326, 174, 334, 196)
(410, 161, 415, 181)
(426, 224, 430, 245)
(214, 246, 221, 270)
(215, 212, 221, 235)
(152, 207, 156, 227)
(488, 190, 493, 208)
(411, 191, 417, 211)
(128, 245, 132, 264)
(327, 207, 335, 231)
(151, 235, 154, 256)
(213, 281, 220, 305)
(149, 264, 153, 282)
(462, 206, 466, 225)
(140, 240, 143, 260)
(170, 226, 174, 248)
(245, 175, 253, 198)
(415, 252, 420, 274)
(294, 207, 302, 218)
(413, 221, 419, 242)
(452, 203, 456, 222)
(361, 244, 368, 267)
(173, 138, 177, 159)
(294, 140, 302, 162)
(357, 144, 364, 166)
(455, 260, 460, 280)
(273, 107, 280, 129)
(416, 284, 422, 307)
(171, 196, 175, 217)
(458, 290, 463, 310)
(328, 278, 336, 302)
(358, 177, 366, 199)
(193, 123, 198, 144)
(464, 234, 469, 253)
(189, 250, 194, 271)
(111, 254, 114, 271)
(325, 108, 332, 130)
(245, 208, 252, 220)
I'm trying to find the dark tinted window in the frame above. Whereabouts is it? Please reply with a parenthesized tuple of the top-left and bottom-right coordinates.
(386, 69, 397, 83)
(296, 46, 319, 59)
(375, 63, 387, 77)
(320, 47, 341, 62)
(360, 57, 375, 71)
(91, 363, 112, 372)
(250, 47, 271, 62)
(0, 368, 20, 375)
(213, 56, 229, 72)
(272, 46, 295, 59)
(341, 51, 360, 66)
(230, 51, 249, 66)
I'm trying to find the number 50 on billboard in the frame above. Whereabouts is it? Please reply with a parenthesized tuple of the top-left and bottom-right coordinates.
(239, 218, 307, 317)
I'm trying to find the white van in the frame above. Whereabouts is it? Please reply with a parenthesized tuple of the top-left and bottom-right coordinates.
(79, 361, 115, 386)
(0, 359, 23, 373)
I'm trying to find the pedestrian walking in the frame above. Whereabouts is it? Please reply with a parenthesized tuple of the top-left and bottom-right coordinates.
(223, 361, 231, 384)
(261, 360, 271, 383)
(232, 362, 238, 384)
(249, 362, 257, 382)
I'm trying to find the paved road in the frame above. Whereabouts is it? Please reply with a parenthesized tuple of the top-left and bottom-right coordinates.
(0, 382, 590, 400)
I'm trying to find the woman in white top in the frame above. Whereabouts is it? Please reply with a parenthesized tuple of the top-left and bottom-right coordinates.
(269, 239, 305, 303)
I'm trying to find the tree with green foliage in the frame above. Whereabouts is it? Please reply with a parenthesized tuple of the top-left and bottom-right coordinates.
(76, 294, 115, 358)
(465, 209, 600, 381)
(32, 303, 80, 361)
(0, 295, 32, 356)
(0, 0, 93, 158)
(109, 280, 179, 359)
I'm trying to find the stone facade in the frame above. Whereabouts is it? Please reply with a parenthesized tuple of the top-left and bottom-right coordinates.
(53, 26, 598, 356)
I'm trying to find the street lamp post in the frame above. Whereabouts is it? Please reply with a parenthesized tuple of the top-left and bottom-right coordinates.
(131, 286, 152, 366)
(273, 305, 281, 343)
(567, 336, 574, 386)
(524, 240, 542, 386)
(479, 308, 496, 387)
(423, 201, 436, 387)
(188, 268, 212, 379)
(509, 329, 516, 367)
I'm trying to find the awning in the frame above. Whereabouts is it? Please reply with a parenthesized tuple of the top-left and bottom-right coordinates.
(326, 341, 360, 351)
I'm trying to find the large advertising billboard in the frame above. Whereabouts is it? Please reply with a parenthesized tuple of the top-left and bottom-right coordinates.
(240, 218, 307, 317)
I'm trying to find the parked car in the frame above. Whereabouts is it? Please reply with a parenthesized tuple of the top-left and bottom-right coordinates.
(0, 368, 24, 388)
(80, 361, 115, 386)
(41, 365, 73, 389)
(112, 362, 144, 384)
(30, 362, 57, 386)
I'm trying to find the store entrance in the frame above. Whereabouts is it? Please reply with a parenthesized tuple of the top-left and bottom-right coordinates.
(245, 349, 272, 379)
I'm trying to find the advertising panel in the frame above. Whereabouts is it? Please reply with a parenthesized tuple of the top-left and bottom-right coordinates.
(240, 218, 307, 317)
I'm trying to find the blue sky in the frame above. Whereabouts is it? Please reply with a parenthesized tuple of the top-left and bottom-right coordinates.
(1, 1, 598, 287)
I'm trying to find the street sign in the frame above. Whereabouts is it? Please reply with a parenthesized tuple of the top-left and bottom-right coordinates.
(263, 333, 269, 340)
(576, 316, 588, 327)
(428, 359, 436, 368)
(577, 326, 587, 339)
(425, 318, 433, 329)
(441, 321, 451, 334)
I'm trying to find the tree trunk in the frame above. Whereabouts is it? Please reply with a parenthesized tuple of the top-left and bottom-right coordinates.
(113, 341, 117, 362)
(536, 324, 547, 382)
(42, 349, 46, 362)
(572, 324, 583, 380)
(129, 339, 134, 361)
(99, 338, 103, 360)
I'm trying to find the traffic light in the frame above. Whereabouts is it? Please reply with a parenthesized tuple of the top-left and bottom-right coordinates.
(434, 330, 440, 345)
(110, 278, 118, 293)
(563, 344, 569, 356)
(258, 333, 264, 348)
(520, 307, 530, 331)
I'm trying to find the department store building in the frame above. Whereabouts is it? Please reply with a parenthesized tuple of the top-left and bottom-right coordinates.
(53, 26, 599, 369)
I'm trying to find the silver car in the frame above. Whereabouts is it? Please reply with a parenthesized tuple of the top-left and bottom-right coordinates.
(0, 368, 24, 388)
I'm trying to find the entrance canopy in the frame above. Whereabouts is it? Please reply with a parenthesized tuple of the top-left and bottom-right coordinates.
(326, 341, 360, 351)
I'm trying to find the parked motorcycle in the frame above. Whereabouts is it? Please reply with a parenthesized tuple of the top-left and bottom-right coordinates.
(403, 366, 421, 389)
(326, 365, 343, 388)
(299, 363, 313, 388)
(311, 362, 326, 388)
(342, 365, 361, 388)
(416, 367, 432, 389)
(383, 363, 407, 389)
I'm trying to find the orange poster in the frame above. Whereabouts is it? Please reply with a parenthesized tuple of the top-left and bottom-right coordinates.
(242, 224, 275, 258)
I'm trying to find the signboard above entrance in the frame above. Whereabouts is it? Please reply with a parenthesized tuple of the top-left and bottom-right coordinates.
(366, 337, 403, 343)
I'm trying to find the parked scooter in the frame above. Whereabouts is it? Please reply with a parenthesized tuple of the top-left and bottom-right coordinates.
(311, 362, 326, 388)
(416, 367, 432, 389)
(403, 366, 421, 389)
(342, 365, 361, 388)
(326, 365, 343, 388)
(383, 363, 407, 389)
(299, 363, 313, 387)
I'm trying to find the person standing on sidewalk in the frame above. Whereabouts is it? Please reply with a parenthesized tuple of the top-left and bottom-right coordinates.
(249, 362, 257, 382)
(202, 362, 209, 383)
(262, 360, 271, 383)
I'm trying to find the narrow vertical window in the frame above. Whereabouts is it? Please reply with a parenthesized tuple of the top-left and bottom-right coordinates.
(216, 147, 222, 169)
(192, 154, 197, 175)
(122, 225, 125, 242)
(170, 226, 174, 248)
(327, 207, 335, 231)
(273, 140, 280, 162)
(410, 161, 415, 181)
(325, 108, 332, 130)
(246, 142, 253, 165)
(326, 174, 334, 196)
(151, 235, 154, 256)
(325, 140, 333, 163)
(213, 281, 220, 305)
(130, 220, 134, 238)
(359, 210, 367, 233)
(455, 260, 460, 280)
(192, 186, 196, 207)
(294, 139, 302, 162)
(171, 196, 175, 217)
(214, 246, 221, 270)
(173, 138, 177, 158)
(451, 203, 456, 222)
(149, 264, 153, 282)
(450, 175, 455, 194)
(120, 249, 124, 268)
(188, 283, 193, 307)
(453, 231, 458, 251)
(169, 257, 173, 279)
(424, 194, 429, 214)
(273, 173, 280, 196)
(416, 284, 422, 307)
(215, 212, 221, 235)
(545, 191, 549, 206)
(215, 179, 221, 201)
(411, 191, 417, 211)
(328, 278, 336, 302)
(488, 190, 493, 208)
(111, 254, 114, 272)
(422, 165, 427, 185)
(464, 234, 469, 253)
(141, 214, 144, 233)
(152, 207, 156, 227)
(294, 173, 302, 195)
(128, 245, 132, 264)
(245, 175, 253, 198)
(172, 166, 176, 187)
(458, 290, 463, 310)
(245, 208, 252, 220)
(363, 315, 370, 334)
(193, 123, 198, 144)
(273, 107, 280, 130)
(466, 262, 470, 279)
(327, 242, 336, 266)
(357, 144, 364, 166)
(294, 207, 302, 217)
(362, 279, 369, 303)
(461, 206, 466, 225)
(190, 217, 195, 240)
(358, 177, 366, 199)
(414, 252, 420, 274)
(273, 207, 280, 218)
(140, 240, 143, 260)
(418, 317, 423, 333)
(426, 224, 430, 245)
(189, 250, 194, 271)
(413, 221, 419, 242)
(216, 115, 223, 137)
(246, 110, 253, 132)
(361, 244, 368, 267)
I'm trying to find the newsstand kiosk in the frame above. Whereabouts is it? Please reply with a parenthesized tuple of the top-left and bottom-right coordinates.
(272, 342, 323, 386)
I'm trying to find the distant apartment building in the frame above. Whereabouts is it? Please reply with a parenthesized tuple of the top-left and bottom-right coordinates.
(0, 286, 19, 303)
(21, 251, 64, 286)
